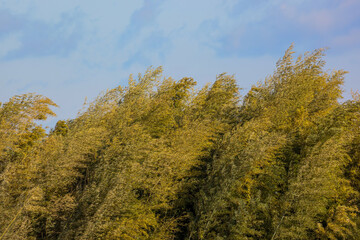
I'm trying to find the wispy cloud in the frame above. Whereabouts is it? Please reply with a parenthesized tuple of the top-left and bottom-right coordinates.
(118, 0, 165, 48)
(0, 0, 359, 128)
(0, 32, 22, 58)
(332, 28, 360, 49)
(116, 0, 170, 69)
(196, 1, 293, 57)
(0, 9, 84, 60)
(279, 0, 360, 34)
(0, 9, 23, 34)
(195, 0, 360, 57)
(122, 30, 171, 69)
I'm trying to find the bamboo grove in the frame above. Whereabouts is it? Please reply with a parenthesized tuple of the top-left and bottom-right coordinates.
(1, 46, 360, 239)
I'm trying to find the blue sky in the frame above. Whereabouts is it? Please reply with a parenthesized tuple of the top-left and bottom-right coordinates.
(0, 0, 359, 129)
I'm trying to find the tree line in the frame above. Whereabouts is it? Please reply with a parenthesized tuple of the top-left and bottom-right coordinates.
(1, 46, 360, 239)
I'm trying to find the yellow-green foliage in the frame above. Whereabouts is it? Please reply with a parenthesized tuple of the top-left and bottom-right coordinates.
(1, 47, 359, 240)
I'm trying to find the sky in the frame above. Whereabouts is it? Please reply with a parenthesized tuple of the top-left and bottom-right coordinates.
(0, 0, 359, 129)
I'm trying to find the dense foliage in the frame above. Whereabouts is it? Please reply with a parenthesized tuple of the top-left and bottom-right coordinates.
(1, 46, 360, 239)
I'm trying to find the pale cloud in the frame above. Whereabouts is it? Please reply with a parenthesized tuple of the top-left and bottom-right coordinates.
(0, 0, 359, 128)
(0, 9, 23, 35)
(118, 0, 165, 48)
(339, 0, 360, 8)
(279, 0, 360, 33)
(332, 28, 360, 48)
(0, 32, 22, 57)
(0, 8, 84, 60)
(298, 9, 335, 32)
(0, 0, 81, 23)
(156, 0, 224, 32)
(122, 30, 171, 69)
